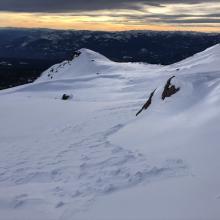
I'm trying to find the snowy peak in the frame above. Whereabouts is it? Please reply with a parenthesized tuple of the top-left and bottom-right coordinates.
(36, 48, 111, 82)
(76, 48, 110, 62)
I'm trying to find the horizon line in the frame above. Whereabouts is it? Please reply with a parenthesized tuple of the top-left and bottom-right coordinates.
(1, 26, 220, 34)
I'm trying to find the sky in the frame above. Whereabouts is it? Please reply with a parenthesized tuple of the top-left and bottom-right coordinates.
(0, 0, 220, 32)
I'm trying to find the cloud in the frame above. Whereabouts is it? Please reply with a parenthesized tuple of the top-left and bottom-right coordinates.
(1, 0, 220, 31)
(0, 0, 219, 13)
(124, 13, 220, 23)
(159, 18, 220, 23)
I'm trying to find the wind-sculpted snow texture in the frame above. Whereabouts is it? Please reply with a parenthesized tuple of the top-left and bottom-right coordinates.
(1, 45, 220, 220)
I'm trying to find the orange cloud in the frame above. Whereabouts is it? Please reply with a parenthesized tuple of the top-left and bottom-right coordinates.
(1, 12, 220, 32)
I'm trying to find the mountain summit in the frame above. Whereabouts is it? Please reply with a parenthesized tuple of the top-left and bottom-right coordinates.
(36, 48, 112, 82)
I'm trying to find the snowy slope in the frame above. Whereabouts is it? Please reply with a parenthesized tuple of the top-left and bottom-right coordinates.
(1, 45, 220, 220)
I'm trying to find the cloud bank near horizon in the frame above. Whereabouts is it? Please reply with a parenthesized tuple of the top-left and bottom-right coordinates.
(0, 0, 220, 32)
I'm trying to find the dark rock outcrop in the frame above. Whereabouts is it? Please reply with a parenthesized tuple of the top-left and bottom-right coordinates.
(162, 76, 180, 100)
(73, 51, 81, 59)
(136, 89, 157, 116)
(62, 94, 71, 100)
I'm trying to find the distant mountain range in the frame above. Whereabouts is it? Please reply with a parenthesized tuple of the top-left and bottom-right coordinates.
(1, 28, 220, 89)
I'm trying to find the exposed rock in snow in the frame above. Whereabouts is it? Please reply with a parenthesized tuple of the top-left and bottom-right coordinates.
(161, 76, 180, 100)
(61, 94, 72, 100)
(136, 89, 157, 116)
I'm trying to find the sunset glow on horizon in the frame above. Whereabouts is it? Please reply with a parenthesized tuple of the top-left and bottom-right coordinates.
(1, 1, 220, 32)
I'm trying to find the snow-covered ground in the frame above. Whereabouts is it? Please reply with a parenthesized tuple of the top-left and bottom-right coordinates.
(1, 45, 220, 220)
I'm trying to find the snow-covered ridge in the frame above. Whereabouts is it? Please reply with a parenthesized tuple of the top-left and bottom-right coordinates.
(37, 43, 220, 83)
(1, 44, 220, 220)
(173, 43, 220, 72)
